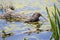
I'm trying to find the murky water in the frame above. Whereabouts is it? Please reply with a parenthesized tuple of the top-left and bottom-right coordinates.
(0, 0, 60, 40)
(0, 9, 52, 40)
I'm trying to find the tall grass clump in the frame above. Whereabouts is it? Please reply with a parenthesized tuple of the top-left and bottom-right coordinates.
(46, 4, 60, 40)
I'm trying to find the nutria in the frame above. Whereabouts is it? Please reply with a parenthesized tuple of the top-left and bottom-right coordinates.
(24, 12, 42, 23)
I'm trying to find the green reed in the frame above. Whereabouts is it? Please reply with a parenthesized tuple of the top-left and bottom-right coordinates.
(46, 4, 60, 40)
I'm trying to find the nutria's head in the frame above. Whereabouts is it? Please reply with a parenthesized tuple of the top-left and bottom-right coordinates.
(24, 12, 42, 23)
(8, 5, 15, 10)
(32, 12, 42, 18)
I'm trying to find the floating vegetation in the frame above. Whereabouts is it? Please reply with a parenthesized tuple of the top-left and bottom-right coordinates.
(0, 30, 14, 40)
(46, 4, 60, 40)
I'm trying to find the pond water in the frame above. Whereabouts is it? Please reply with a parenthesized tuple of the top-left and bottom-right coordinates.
(0, 0, 60, 40)
(0, 9, 52, 40)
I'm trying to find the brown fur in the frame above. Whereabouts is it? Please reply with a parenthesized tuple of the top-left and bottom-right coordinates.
(24, 12, 42, 23)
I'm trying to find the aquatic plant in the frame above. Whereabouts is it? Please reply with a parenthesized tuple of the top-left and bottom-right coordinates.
(46, 4, 60, 40)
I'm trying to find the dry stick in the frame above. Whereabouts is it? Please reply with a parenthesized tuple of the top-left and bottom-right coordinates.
(13, 27, 48, 36)
(13, 29, 37, 36)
